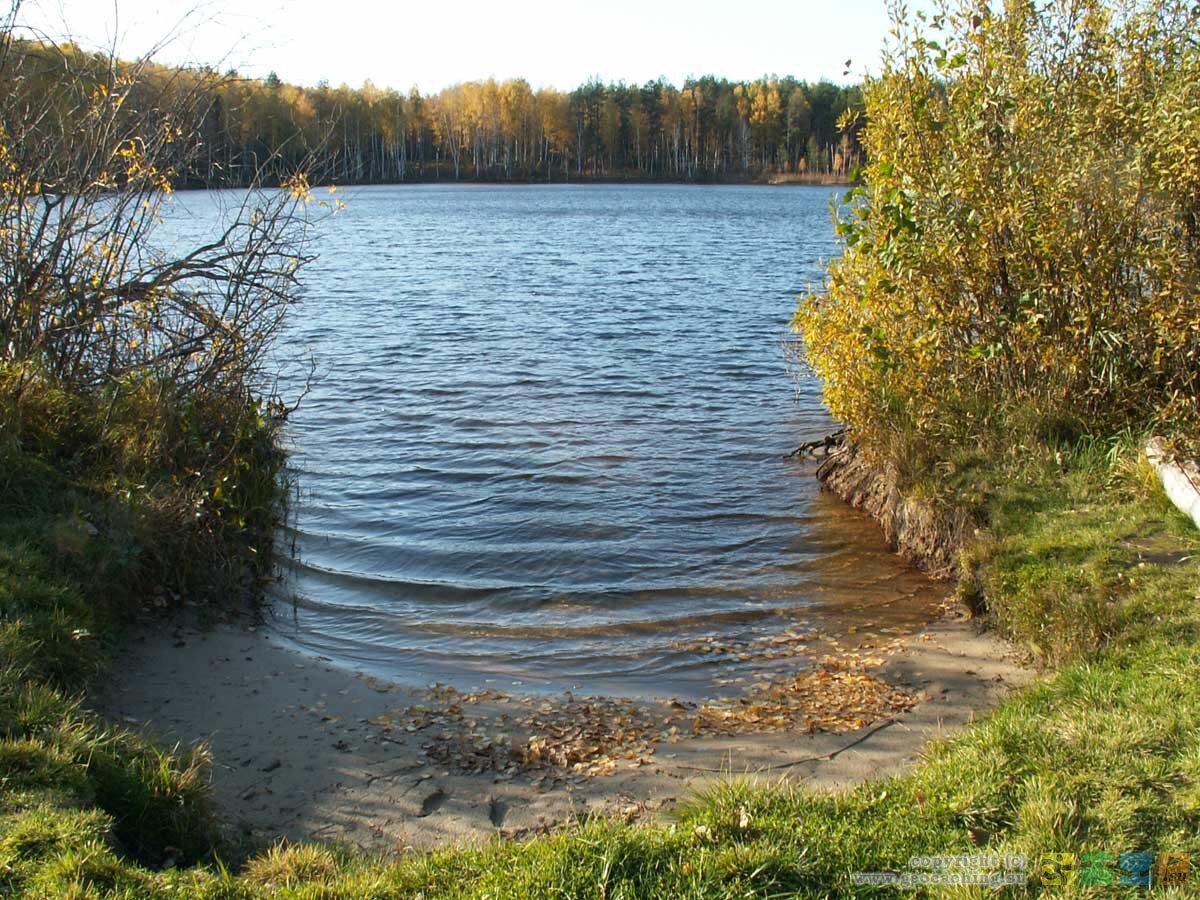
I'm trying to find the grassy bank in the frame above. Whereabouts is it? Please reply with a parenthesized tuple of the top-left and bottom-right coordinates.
(2, 432, 1197, 896)
(0, 371, 287, 893)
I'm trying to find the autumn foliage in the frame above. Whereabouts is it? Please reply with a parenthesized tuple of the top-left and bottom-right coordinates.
(2, 38, 865, 185)
(795, 0, 1200, 467)
(0, 8, 319, 604)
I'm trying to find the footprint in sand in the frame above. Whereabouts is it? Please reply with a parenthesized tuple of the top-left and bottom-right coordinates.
(419, 787, 447, 817)
(488, 797, 506, 828)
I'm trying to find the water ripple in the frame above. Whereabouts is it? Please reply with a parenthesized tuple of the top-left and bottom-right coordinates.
(164, 184, 940, 699)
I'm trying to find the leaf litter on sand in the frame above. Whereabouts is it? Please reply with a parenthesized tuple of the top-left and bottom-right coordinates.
(689, 650, 919, 735)
(364, 635, 923, 783)
(668, 624, 821, 662)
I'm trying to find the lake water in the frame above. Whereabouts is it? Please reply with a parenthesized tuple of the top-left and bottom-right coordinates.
(169, 184, 940, 700)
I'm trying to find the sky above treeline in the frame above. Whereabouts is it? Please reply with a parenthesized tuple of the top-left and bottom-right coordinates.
(18, 0, 892, 92)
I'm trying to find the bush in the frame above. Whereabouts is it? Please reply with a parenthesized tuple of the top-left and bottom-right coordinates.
(794, 0, 1200, 471)
(0, 3, 322, 606)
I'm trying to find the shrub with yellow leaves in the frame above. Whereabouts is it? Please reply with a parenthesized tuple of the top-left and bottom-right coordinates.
(794, 0, 1200, 471)
(0, 4, 327, 606)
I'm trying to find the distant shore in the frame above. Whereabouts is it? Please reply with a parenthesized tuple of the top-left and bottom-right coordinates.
(177, 173, 854, 190)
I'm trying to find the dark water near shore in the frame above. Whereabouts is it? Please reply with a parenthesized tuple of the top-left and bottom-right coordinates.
(166, 184, 940, 699)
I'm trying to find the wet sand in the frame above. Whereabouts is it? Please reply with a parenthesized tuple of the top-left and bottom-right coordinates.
(91, 607, 1030, 853)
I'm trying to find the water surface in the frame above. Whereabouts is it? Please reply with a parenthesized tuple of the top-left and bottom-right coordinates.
(171, 184, 940, 699)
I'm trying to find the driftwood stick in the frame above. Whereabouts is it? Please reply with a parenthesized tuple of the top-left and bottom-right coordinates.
(672, 718, 899, 773)
(786, 428, 847, 459)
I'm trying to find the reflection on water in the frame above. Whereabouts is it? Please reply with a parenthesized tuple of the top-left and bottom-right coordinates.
(167, 184, 943, 700)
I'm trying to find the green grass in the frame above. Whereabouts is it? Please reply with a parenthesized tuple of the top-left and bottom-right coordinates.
(1, 434, 1198, 897)
(0, 447, 220, 879)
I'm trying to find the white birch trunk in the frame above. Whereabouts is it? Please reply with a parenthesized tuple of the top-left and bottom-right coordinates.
(1146, 437, 1200, 530)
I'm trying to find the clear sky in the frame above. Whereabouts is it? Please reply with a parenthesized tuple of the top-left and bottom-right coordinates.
(17, 0, 893, 93)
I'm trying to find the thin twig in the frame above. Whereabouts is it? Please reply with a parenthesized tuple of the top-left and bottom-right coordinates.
(785, 428, 847, 459)
(672, 718, 899, 773)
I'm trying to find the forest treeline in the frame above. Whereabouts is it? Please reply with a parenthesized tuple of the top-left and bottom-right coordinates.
(11, 40, 865, 185)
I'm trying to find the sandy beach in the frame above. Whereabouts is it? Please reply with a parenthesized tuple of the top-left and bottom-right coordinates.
(90, 606, 1030, 853)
